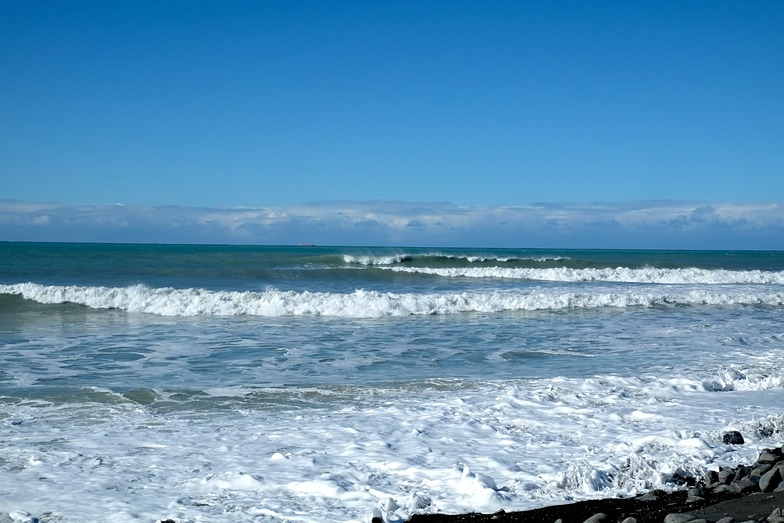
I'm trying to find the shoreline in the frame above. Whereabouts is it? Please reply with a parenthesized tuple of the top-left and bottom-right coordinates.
(404, 491, 784, 523)
(403, 442, 784, 523)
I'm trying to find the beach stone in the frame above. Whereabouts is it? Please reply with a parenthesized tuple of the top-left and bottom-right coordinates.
(760, 466, 783, 493)
(732, 476, 759, 494)
(705, 470, 719, 485)
(759, 451, 782, 464)
(719, 469, 737, 484)
(582, 513, 607, 522)
(664, 514, 696, 523)
(752, 465, 773, 480)
(768, 507, 784, 523)
(620, 518, 637, 523)
(714, 518, 735, 523)
(638, 489, 667, 501)
(688, 487, 706, 502)
(723, 431, 745, 445)
(736, 465, 750, 480)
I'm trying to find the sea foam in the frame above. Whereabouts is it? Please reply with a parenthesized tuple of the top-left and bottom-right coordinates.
(3, 282, 784, 317)
(2, 369, 783, 523)
(342, 253, 567, 265)
(382, 266, 784, 284)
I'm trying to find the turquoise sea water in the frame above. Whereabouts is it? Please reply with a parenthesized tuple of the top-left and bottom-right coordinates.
(1, 242, 783, 522)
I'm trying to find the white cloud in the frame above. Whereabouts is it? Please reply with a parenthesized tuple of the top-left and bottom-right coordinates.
(1, 199, 782, 249)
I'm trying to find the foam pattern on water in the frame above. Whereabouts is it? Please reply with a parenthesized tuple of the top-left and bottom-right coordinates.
(1, 369, 783, 523)
(383, 266, 784, 284)
(3, 282, 784, 317)
(2, 245, 783, 523)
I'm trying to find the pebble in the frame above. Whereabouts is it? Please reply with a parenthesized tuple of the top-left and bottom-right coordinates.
(582, 513, 607, 522)
(768, 507, 784, 523)
(704, 447, 784, 500)
(761, 466, 784, 493)
(687, 487, 705, 502)
(663, 514, 696, 523)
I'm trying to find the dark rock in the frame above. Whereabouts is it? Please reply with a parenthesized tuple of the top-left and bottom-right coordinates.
(718, 469, 736, 484)
(759, 465, 783, 493)
(734, 465, 750, 480)
(730, 476, 758, 494)
(750, 464, 772, 479)
(636, 491, 660, 502)
(722, 431, 744, 445)
(757, 451, 780, 464)
(687, 487, 706, 502)
(712, 484, 734, 494)
(765, 446, 784, 457)
(666, 471, 697, 487)
(582, 513, 607, 522)
(704, 470, 718, 485)
(406, 465, 776, 523)
(409, 489, 714, 523)
(663, 514, 694, 523)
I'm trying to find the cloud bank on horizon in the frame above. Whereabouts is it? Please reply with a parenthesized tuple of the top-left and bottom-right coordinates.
(1, 200, 782, 250)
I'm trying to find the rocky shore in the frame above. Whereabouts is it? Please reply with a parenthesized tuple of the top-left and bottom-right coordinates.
(149, 435, 784, 523)
(404, 437, 784, 523)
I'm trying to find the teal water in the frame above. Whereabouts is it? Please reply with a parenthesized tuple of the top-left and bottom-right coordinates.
(1, 242, 783, 522)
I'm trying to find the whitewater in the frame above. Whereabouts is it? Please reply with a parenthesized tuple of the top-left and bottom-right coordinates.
(1, 243, 783, 523)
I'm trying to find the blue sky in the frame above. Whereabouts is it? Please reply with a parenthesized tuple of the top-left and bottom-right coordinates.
(1, 1, 783, 247)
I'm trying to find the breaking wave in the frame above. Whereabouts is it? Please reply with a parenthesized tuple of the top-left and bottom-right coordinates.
(381, 266, 784, 284)
(2, 283, 783, 318)
(342, 253, 566, 266)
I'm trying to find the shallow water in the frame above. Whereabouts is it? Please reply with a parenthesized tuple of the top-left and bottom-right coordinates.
(1, 243, 783, 522)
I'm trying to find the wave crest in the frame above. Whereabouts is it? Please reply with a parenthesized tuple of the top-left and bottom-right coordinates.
(342, 253, 566, 266)
(382, 266, 784, 284)
(2, 283, 783, 318)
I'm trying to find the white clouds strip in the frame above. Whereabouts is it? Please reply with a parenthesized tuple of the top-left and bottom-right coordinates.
(1, 200, 782, 249)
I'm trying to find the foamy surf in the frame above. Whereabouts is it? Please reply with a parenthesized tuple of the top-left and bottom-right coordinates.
(2, 243, 784, 523)
(2, 282, 784, 317)
(2, 369, 783, 523)
(381, 265, 784, 284)
(342, 252, 568, 265)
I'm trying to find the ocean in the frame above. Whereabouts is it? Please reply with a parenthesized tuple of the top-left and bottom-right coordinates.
(1, 242, 783, 523)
